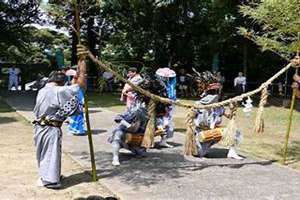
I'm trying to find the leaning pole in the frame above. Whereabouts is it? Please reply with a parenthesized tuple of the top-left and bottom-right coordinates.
(282, 67, 298, 165)
(282, 47, 300, 165)
(73, 0, 98, 181)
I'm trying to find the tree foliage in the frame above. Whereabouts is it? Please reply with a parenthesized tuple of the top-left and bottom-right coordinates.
(0, 0, 41, 60)
(100, 0, 240, 69)
(239, 0, 300, 60)
(0, 0, 68, 64)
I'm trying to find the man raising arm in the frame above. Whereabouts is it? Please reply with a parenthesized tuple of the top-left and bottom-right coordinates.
(33, 60, 87, 189)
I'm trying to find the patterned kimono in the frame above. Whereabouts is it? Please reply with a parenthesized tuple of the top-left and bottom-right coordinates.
(33, 83, 81, 184)
(120, 74, 143, 108)
(68, 88, 86, 135)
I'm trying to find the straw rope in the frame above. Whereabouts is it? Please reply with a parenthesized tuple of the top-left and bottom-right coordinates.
(141, 99, 157, 148)
(78, 44, 293, 109)
(253, 87, 268, 133)
(184, 108, 198, 156)
(221, 103, 238, 146)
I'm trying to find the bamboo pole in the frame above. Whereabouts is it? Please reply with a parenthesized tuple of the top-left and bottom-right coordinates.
(73, 0, 98, 181)
(282, 69, 298, 165)
(282, 32, 300, 164)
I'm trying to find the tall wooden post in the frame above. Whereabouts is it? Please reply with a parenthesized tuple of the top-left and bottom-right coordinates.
(73, 0, 98, 181)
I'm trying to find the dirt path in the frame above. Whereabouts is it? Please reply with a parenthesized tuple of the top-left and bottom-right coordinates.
(0, 103, 117, 200)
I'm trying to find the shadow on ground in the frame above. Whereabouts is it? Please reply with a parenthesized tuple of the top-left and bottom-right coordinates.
(0, 116, 17, 124)
(0, 90, 37, 111)
(74, 196, 117, 200)
(91, 129, 107, 135)
(60, 171, 93, 189)
(71, 148, 274, 189)
(275, 141, 300, 164)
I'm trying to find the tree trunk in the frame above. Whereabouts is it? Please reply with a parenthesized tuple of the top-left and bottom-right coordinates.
(71, 10, 79, 66)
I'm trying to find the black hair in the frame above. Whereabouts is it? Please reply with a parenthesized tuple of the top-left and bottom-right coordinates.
(128, 67, 138, 73)
(48, 71, 66, 85)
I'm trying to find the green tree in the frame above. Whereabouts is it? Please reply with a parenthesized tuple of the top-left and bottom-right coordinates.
(239, 0, 300, 60)
(0, 0, 42, 61)
(100, 0, 240, 70)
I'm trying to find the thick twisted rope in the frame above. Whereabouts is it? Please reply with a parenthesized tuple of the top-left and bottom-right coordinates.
(184, 108, 197, 156)
(141, 99, 157, 148)
(254, 87, 268, 133)
(79, 45, 293, 109)
(221, 103, 238, 146)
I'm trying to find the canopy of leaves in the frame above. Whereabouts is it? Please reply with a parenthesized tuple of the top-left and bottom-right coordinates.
(0, 0, 69, 64)
(0, 0, 41, 59)
(239, 0, 300, 60)
(100, 0, 240, 69)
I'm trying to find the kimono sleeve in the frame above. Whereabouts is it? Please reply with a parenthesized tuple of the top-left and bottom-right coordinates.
(54, 85, 82, 120)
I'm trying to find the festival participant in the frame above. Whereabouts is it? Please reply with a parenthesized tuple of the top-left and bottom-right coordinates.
(8, 67, 20, 91)
(193, 83, 243, 160)
(109, 75, 169, 166)
(109, 103, 148, 166)
(155, 68, 177, 148)
(120, 67, 143, 109)
(33, 60, 87, 189)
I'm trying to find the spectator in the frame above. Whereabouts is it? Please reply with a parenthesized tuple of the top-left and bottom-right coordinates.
(216, 71, 225, 98)
(8, 66, 20, 91)
(178, 68, 188, 97)
(234, 72, 246, 95)
(277, 82, 284, 96)
(102, 71, 114, 92)
(292, 74, 300, 98)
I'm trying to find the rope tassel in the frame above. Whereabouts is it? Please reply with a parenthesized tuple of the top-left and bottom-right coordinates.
(184, 108, 197, 156)
(254, 87, 268, 133)
(142, 100, 156, 148)
(221, 103, 238, 146)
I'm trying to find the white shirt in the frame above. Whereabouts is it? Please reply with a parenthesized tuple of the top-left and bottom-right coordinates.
(8, 68, 20, 78)
(102, 71, 113, 80)
(234, 76, 246, 86)
(179, 76, 186, 82)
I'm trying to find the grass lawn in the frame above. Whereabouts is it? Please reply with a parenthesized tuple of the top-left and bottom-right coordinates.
(88, 92, 125, 112)
(88, 92, 300, 170)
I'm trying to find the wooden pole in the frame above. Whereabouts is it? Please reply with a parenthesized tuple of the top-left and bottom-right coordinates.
(282, 79, 297, 164)
(283, 33, 300, 164)
(73, 0, 98, 181)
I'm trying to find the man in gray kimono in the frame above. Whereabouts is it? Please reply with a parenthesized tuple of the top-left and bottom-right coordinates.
(33, 60, 87, 189)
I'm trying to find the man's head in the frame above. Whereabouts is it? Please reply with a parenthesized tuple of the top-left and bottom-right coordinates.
(48, 70, 66, 86)
(238, 72, 243, 77)
(127, 67, 138, 78)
